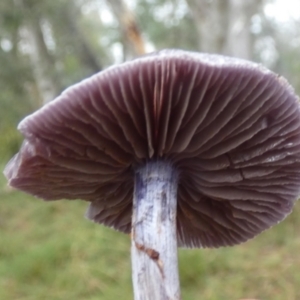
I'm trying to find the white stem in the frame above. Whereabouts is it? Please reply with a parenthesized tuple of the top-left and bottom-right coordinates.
(131, 160, 181, 300)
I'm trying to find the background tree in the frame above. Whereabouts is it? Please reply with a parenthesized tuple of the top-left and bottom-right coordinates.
(106, 0, 146, 59)
(185, 0, 263, 59)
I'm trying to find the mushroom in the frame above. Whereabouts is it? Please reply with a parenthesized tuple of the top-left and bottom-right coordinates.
(4, 49, 300, 299)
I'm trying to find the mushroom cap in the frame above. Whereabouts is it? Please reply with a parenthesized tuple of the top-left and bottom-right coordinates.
(4, 49, 300, 248)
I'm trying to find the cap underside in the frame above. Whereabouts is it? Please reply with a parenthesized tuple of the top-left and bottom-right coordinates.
(5, 50, 300, 248)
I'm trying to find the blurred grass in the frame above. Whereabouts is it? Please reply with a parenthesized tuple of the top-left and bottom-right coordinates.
(1, 162, 300, 300)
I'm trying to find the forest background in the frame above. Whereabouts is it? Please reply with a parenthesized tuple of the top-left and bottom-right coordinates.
(0, 0, 300, 299)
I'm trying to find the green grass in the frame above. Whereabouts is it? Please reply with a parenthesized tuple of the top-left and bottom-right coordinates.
(1, 163, 300, 300)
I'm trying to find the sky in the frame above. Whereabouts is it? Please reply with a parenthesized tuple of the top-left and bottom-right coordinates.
(265, 0, 300, 22)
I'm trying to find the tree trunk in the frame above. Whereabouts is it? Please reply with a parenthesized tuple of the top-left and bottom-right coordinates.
(223, 0, 262, 60)
(131, 160, 180, 300)
(106, 0, 146, 60)
(18, 0, 62, 105)
(63, 3, 102, 73)
(185, 0, 229, 53)
(185, 0, 262, 60)
(22, 18, 62, 104)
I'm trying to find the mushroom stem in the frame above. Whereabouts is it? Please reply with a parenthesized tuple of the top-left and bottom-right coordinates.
(131, 160, 180, 300)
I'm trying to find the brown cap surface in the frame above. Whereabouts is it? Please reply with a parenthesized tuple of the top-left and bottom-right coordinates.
(5, 50, 300, 248)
